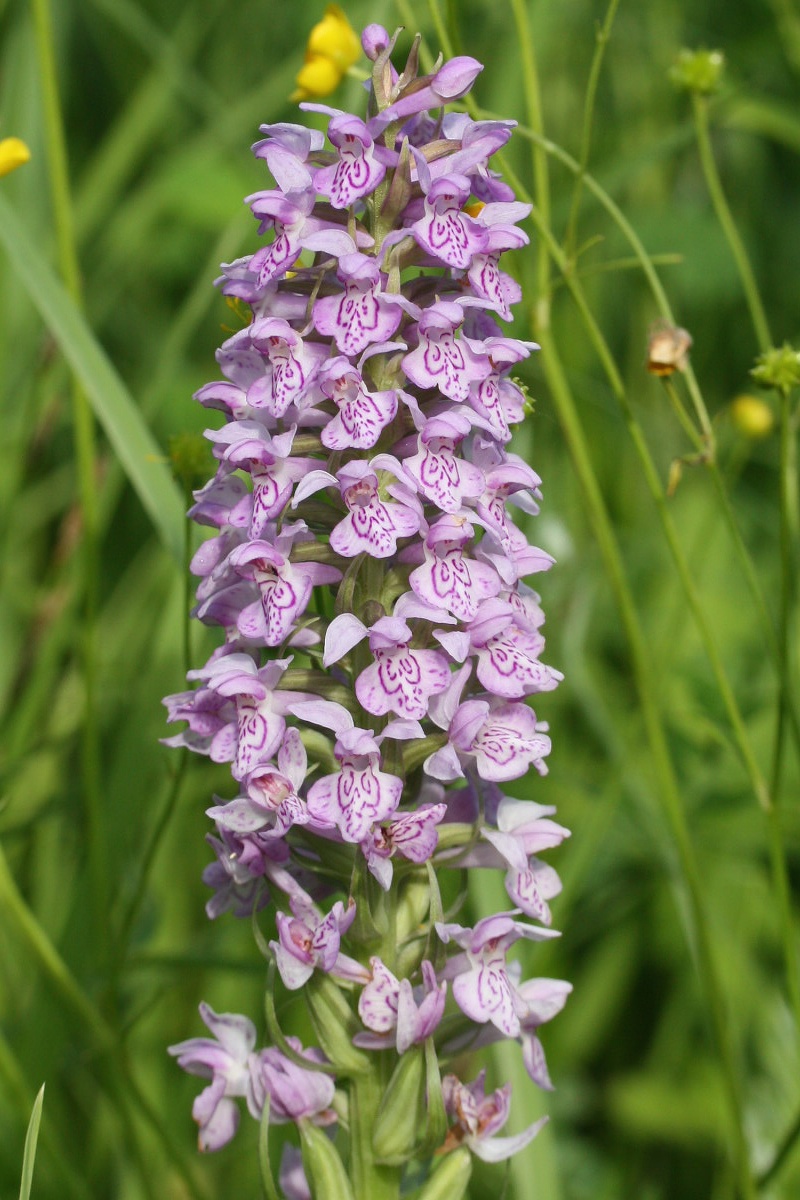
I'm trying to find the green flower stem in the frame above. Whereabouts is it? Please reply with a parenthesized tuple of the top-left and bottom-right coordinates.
(536, 331, 755, 1200)
(0, 843, 209, 1200)
(771, 389, 800, 803)
(563, 0, 621, 259)
(488, 121, 799, 754)
(30, 0, 106, 958)
(488, 132, 773, 817)
(508, 0, 551, 312)
(457, 116, 756, 1197)
(763, 390, 800, 1026)
(619, 401, 771, 812)
(690, 93, 772, 353)
(349, 1068, 402, 1200)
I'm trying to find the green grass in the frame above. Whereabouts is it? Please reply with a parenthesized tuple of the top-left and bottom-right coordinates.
(1, 0, 799, 1197)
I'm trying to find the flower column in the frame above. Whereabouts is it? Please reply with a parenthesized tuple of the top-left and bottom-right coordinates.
(166, 23, 570, 1200)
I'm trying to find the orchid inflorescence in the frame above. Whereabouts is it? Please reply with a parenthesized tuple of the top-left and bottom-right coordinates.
(165, 20, 570, 1197)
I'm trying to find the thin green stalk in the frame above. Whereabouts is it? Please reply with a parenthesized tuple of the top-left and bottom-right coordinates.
(771, 389, 799, 804)
(455, 111, 755, 1194)
(486, 121, 800, 753)
(349, 1069, 402, 1200)
(563, 0, 621, 259)
(525, 154, 800, 1053)
(690, 93, 772, 353)
(30, 0, 106, 957)
(538, 333, 755, 1199)
(664, 378, 800, 753)
(619, 402, 771, 813)
(492, 144, 775, 818)
(762, 389, 800, 1025)
(508, 0, 551, 311)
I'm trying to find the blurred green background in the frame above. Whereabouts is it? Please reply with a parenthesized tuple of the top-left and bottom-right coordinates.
(1, 0, 799, 1197)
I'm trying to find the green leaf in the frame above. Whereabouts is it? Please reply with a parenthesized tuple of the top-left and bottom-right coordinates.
(0, 194, 185, 561)
(18, 1084, 45, 1200)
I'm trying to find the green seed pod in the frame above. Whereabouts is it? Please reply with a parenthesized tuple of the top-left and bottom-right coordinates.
(414, 1147, 472, 1200)
(371, 1047, 427, 1164)
(304, 974, 370, 1077)
(299, 1119, 356, 1200)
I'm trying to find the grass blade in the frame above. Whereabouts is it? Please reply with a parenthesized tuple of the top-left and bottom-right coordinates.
(0, 194, 185, 560)
(18, 1084, 45, 1200)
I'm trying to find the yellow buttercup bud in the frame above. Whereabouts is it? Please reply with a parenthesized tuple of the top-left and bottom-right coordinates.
(292, 54, 343, 101)
(0, 137, 31, 179)
(292, 6, 361, 101)
(731, 394, 775, 439)
(307, 5, 360, 72)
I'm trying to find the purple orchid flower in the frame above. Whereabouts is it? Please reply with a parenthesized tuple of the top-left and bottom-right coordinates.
(167, 27, 569, 1184)
(403, 298, 489, 403)
(410, 172, 489, 269)
(168, 1003, 260, 1151)
(204, 424, 315, 539)
(227, 523, 342, 645)
(427, 681, 553, 783)
(437, 913, 559, 1037)
(465, 598, 562, 699)
(249, 1039, 338, 1127)
(294, 456, 422, 559)
(246, 187, 357, 288)
(442, 1071, 548, 1162)
(251, 122, 325, 193)
(404, 410, 486, 513)
(409, 516, 502, 622)
(356, 958, 446, 1053)
(184, 652, 297, 779)
(270, 894, 369, 989)
(318, 354, 399, 450)
(206, 727, 311, 839)
(314, 113, 387, 208)
(360, 802, 448, 889)
(313, 252, 409, 356)
(202, 823, 285, 919)
(324, 611, 451, 720)
(290, 700, 412, 843)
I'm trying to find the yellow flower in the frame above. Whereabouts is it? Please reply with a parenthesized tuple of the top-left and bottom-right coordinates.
(730, 394, 774, 439)
(0, 137, 31, 179)
(292, 5, 361, 101)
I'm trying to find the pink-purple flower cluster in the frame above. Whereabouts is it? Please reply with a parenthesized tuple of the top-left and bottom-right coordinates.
(166, 23, 570, 1188)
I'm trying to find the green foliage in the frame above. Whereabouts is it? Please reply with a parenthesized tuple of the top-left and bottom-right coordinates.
(1, 0, 799, 1198)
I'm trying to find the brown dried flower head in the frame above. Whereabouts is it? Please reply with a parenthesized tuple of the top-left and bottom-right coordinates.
(647, 320, 693, 377)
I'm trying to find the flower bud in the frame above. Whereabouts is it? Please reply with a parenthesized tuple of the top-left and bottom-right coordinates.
(372, 1046, 426, 1163)
(751, 344, 800, 394)
(730, 394, 774, 439)
(304, 974, 371, 1077)
(362, 23, 390, 60)
(670, 48, 724, 95)
(0, 136, 31, 179)
(307, 5, 360, 71)
(415, 1147, 472, 1200)
(299, 1119, 356, 1200)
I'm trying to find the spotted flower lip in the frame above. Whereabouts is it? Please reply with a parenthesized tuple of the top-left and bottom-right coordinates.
(167, 23, 569, 1179)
